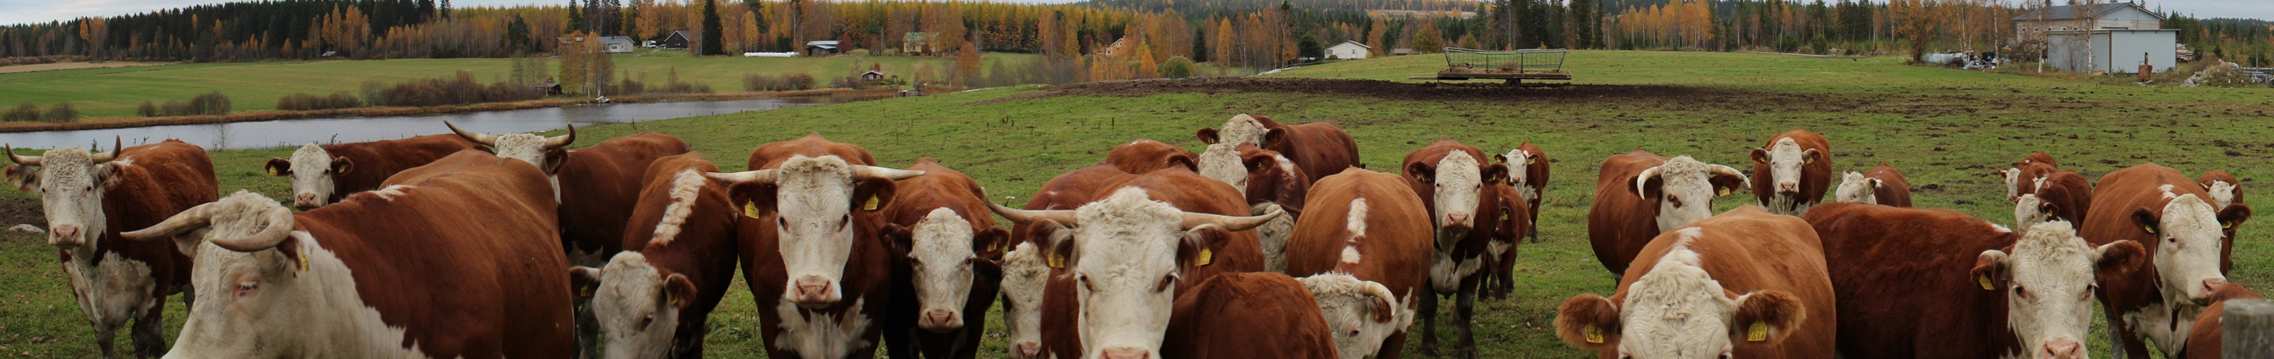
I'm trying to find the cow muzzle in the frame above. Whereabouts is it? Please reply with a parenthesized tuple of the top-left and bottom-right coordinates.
(918, 308, 963, 332)
(788, 276, 840, 307)
(2039, 339, 2082, 359)
(1012, 342, 1043, 359)
(292, 193, 321, 209)
(1775, 181, 1800, 194)
(1099, 347, 1152, 359)
(2194, 278, 2229, 305)
(47, 224, 83, 247)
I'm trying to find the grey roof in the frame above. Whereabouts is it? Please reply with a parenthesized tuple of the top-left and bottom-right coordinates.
(2013, 3, 2161, 21)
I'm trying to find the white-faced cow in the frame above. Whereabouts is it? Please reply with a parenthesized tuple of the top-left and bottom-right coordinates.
(7, 139, 216, 358)
(2083, 164, 2251, 358)
(1284, 169, 1432, 359)
(1555, 206, 1835, 359)
(1400, 140, 1519, 358)
(1299, 273, 1415, 359)
(1197, 143, 1311, 272)
(1003, 164, 1134, 359)
(2198, 170, 2250, 273)
(1832, 163, 1911, 207)
(1804, 203, 2143, 359)
(121, 151, 575, 358)
(2000, 152, 2061, 203)
(877, 159, 1010, 359)
(1194, 114, 1361, 183)
(569, 153, 738, 359)
(708, 134, 922, 358)
(1587, 150, 1748, 278)
(1749, 129, 1832, 215)
(1499, 143, 1550, 243)
(263, 134, 473, 209)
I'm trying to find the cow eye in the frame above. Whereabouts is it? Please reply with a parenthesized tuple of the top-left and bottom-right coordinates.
(839, 214, 852, 229)
(1668, 197, 1683, 208)
(235, 282, 259, 298)
(1078, 274, 1097, 292)
(639, 314, 655, 328)
(2013, 285, 2029, 299)
(1155, 273, 1179, 292)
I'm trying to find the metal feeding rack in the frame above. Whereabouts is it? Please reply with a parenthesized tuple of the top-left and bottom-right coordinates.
(1426, 48, 1573, 85)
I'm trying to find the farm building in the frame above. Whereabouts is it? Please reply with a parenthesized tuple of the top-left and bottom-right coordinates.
(807, 40, 842, 55)
(599, 36, 634, 53)
(1327, 41, 1370, 60)
(903, 32, 936, 55)
(2012, 3, 2162, 45)
(2046, 29, 2177, 74)
(658, 31, 691, 49)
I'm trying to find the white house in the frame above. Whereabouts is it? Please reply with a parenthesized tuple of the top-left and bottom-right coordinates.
(2012, 3, 2163, 45)
(599, 36, 635, 53)
(2047, 29, 2177, 74)
(1327, 41, 1371, 60)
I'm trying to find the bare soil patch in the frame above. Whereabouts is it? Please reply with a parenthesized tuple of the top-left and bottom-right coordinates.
(0, 61, 168, 74)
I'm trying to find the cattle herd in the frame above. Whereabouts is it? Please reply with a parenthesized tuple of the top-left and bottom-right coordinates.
(1, 114, 2258, 359)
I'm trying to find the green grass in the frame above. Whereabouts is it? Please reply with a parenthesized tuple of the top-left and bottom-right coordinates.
(4, 50, 2273, 357)
(0, 50, 1040, 117)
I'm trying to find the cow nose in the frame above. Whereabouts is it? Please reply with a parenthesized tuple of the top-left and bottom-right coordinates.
(1013, 342, 1042, 358)
(1445, 213, 1472, 227)
(48, 225, 81, 245)
(294, 193, 319, 208)
(1100, 347, 1151, 359)
(1776, 182, 1800, 193)
(919, 309, 960, 332)
(2202, 278, 2230, 299)
(791, 277, 837, 305)
(2041, 339, 2081, 359)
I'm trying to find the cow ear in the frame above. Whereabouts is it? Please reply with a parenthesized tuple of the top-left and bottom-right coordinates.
(1709, 171, 1747, 198)
(1483, 163, 1510, 184)
(663, 273, 697, 310)
(1750, 148, 1769, 164)
(2132, 209, 2161, 236)
(1241, 152, 1275, 173)
(5, 164, 37, 192)
(96, 163, 122, 189)
(542, 149, 570, 174)
(1261, 128, 1288, 149)
(331, 157, 354, 175)
(569, 267, 602, 300)
(2219, 204, 2252, 232)
(1196, 128, 1221, 144)
(852, 178, 896, 212)
(2093, 240, 2145, 273)
(1405, 162, 1435, 184)
(1802, 148, 1821, 164)
(975, 227, 1012, 261)
(879, 223, 913, 254)
(1730, 290, 1806, 345)
(1177, 225, 1231, 268)
(1167, 153, 1199, 172)
(265, 158, 292, 177)
(1868, 178, 1883, 191)
(1971, 249, 2010, 291)
(730, 182, 781, 218)
(1369, 294, 1395, 324)
(1043, 222, 1076, 269)
(1553, 293, 1620, 349)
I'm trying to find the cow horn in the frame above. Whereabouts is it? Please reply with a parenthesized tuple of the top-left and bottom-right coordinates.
(208, 203, 297, 252)
(851, 165, 925, 181)
(544, 124, 576, 149)
(1633, 165, 1664, 198)
(4, 145, 40, 166)
(122, 195, 297, 252)
(986, 200, 1077, 226)
(1710, 164, 1750, 189)
(1180, 206, 1283, 232)
(88, 137, 120, 163)
(121, 201, 218, 241)
(704, 169, 779, 184)
(445, 121, 497, 145)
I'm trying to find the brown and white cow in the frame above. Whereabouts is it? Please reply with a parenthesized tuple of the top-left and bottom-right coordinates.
(1003, 165, 1134, 359)
(446, 123, 691, 260)
(1400, 140, 1518, 358)
(2083, 164, 2252, 358)
(1749, 129, 1832, 215)
(1104, 139, 1198, 174)
(989, 185, 1282, 359)
(1284, 168, 1431, 359)
(121, 151, 575, 358)
(568, 153, 738, 359)
(2198, 170, 2249, 273)
(1804, 203, 2142, 359)
(1832, 163, 1912, 207)
(708, 134, 921, 358)
(2014, 167, 2093, 235)
(876, 159, 1009, 359)
(1555, 207, 1835, 359)
(1197, 143, 1311, 272)
(2179, 282, 2263, 359)
(1499, 143, 1550, 243)
(262, 134, 474, 209)
(1587, 150, 1748, 277)
(2001, 152, 2061, 203)
(1162, 272, 1343, 359)
(6, 139, 216, 358)
(1482, 182, 1533, 301)
(1194, 114, 1361, 183)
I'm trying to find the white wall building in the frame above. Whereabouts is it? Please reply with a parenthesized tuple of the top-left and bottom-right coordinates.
(2047, 29, 2177, 74)
(1326, 41, 1371, 60)
(2013, 3, 2162, 45)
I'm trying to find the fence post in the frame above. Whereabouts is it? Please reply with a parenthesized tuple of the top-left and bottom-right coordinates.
(2226, 299, 2274, 359)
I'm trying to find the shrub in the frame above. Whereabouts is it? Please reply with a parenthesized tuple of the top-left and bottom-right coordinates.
(3, 104, 38, 122)
(189, 91, 232, 115)
(743, 73, 817, 91)
(41, 103, 77, 123)
(277, 92, 365, 111)
(1161, 56, 1196, 79)
(365, 71, 545, 107)
(136, 101, 158, 117)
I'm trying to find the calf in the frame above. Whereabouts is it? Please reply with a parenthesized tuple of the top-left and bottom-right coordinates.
(1162, 272, 1343, 358)
(1195, 114, 1361, 183)
(2082, 164, 2252, 358)
(2001, 152, 2061, 203)
(2180, 283, 2264, 359)
(1197, 143, 1311, 272)
(1284, 169, 1433, 358)
(1555, 207, 1835, 359)
(1804, 203, 2142, 359)
(1498, 143, 1549, 243)
(1832, 163, 1912, 207)
(1400, 140, 1515, 358)
(877, 159, 1009, 359)
(708, 134, 923, 358)
(7, 139, 216, 358)
(1749, 129, 1832, 215)
(1587, 150, 1748, 277)
(569, 153, 737, 359)
(262, 134, 473, 209)
(1103, 139, 1198, 174)
(2198, 170, 2250, 273)
(121, 151, 574, 358)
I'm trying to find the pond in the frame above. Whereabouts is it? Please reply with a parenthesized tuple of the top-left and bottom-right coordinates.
(0, 98, 814, 151)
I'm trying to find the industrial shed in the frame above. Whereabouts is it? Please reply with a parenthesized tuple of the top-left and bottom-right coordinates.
(2046, 29, 2176, 74)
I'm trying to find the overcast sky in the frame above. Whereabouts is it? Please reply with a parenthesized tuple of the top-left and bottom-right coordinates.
(2, 0, 2266, 27)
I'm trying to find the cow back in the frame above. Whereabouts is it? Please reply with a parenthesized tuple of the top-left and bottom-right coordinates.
(747, 133, 877, 169)
(322, 134, 476, 201)
(1015, 165, 1134, 248)
(1803, 203, 2016, 358)
(1619, 207, 1837, 359)
(1865, 164, 1913, 207)
(1104, 139, 1198, 174)
(2036, 171, 2093, 225)
(620, 153, 738, 326)
(1275, 121, 1361, 182)
(1284, 169, 1432, 298)
(1161, 273, 1340, 358)
(1588, 150, 1668, 276)
(559, 133, 692, 256)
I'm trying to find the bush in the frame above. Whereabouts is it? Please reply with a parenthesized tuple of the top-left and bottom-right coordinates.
(3, 104, 38, 122)
(41, 103, 77, 123)
(365, 71, 545, 107)
(137, 101, 158, 117)
(189, 91, 231, 115)
(743, 73, 817, 91)
(277, 92, 365, 111)
(1161, 56, 1196, 79)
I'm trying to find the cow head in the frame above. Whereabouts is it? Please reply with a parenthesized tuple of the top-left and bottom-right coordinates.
(447, 122, 574, 194)
(7, 140, 122, 250)
(1499, 148, 1534, 187)
(1299, 273, 1414, 359)
(997, 241, 1051, 359)
(267, 144, 354, 209)
(880, 208, 1008, 332)
(2203, 178, 2239, 210)
(2014, 194, 2056, 234)
(1630, 156, 1749, 232)
(1553, 234, 1807, 359)
(2000, 167, 2025, 203)
(1196, 143, 1248, 188)
(2132, 190, 2245, 305)
(708, 156, 921, 307)
(1972, 221, 2142, 359)
(1749, 137, 1819, 214)
(117, 191, 316, 357)
(1193, 114, 1273, 148)
(1833, 172, 1879, 205)
(571, 252, 698, 359)
(1406, 150, 1508, 237)
(987, 188, 1283, 359)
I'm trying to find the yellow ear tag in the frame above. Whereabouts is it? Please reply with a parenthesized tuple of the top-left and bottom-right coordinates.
(266, 166, 280, 176)
(1977, 275, 1994, 290)
(1047, 252, 1066, 269)
(1194, 248, 1214, 266)
(297, 251, 310, 272)
(744, 202, 761, 219)
(1583, 326, 1605, 344)
(1717, 187, 1732, 197)
(1746, 322, 1770, 342)
(862, 196, 881, 211)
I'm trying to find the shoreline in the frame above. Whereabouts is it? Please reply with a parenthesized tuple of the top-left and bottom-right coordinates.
(0, 88, 898, 134)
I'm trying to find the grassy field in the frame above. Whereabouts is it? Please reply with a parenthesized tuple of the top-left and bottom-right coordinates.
(0, 50, 1040, 117)
(4, 50, 2274, 357)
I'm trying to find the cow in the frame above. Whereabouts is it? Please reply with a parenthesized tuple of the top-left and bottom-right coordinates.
(1482, 182, 1533, 300)
(567, 153, 737, 359)
(1803, 203, 2143, 359)
(876, 159, 1010, 359)
(1194, 114, 1361, 183)
(1400, 140, 1517, 358)
(989, 185, 1283, 359)
(2198, 170, 2249, 273)
(1587, 150, 1749, 277)
(119, 151, 575, 358)
(1554, 206, 1836, 359)
(445, 123, 691, 261)
(1104, 139, 1198, 174)
(2081, 164, 2252, 358)
(6, 139, 216, 358)
(2001, 152, 2060, 203)
(1002, 165, 1134, 359)
(1748, 129, 1831, 215)
(996, 241, 1053, 359)
(1284, 169, 1432, 359)
(2179, 283, 2264, 359)
(2014, 168, 2093, 234)
(262, 134, 474, 209)
(1831, 163, 1912, 207)
(706, 134, 923, 358)
(1197, 143, 1311, 272)
(1162, 272, 1343, 359)
(1498, 143, 1550, 243)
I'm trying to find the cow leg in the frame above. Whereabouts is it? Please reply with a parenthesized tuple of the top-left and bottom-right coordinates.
(575, 299, 600, 359)
(1374, 331, 1407, 359)
(1527, 222, 1541, 244)
(130, 303, 165, 359)
(1456, 284, 1479, 359)
(94, 325, 118, 359)
(1418, 292, 1441, 356)
(671, 317, 709, 359)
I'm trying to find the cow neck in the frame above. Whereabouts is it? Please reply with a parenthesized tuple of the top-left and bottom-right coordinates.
(638, 201, 740, 310)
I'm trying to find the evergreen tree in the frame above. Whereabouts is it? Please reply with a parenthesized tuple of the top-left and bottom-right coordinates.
(700, 0, 723, 55)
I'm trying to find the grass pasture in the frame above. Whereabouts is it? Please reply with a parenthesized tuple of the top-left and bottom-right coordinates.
(3, 50, 2274, 357)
